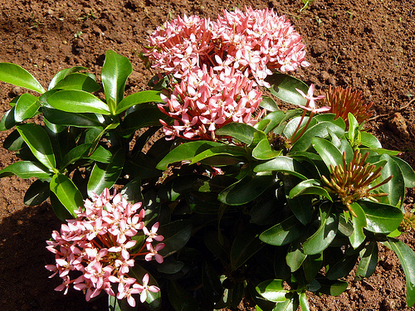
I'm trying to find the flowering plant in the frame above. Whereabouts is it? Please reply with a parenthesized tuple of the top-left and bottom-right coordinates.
(1, 6, 415, 311)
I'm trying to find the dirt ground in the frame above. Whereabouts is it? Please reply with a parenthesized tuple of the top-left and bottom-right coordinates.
(0, 0, 414, 310)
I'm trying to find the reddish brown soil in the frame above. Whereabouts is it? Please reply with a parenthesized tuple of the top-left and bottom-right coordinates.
(0, 0, 414, 310)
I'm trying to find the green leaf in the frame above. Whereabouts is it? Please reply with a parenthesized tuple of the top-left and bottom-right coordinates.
(218, 175, 274, 206)
(254, 156, 309, 180)
(360, 131, 382, 149)
(115, 90, 162, 114)
(42, 107, 104, 128)
(87, 149, 125, 197)
(190, 145, 248, 166)
(266, 73, 308, 106)
(317, 279, 348, 296)
(299, 292, 310, 311)
(60, 144, 91, 169)
(260, 215, 305, 246)
(168, 280, 199, 311)
(349, 202, 367, 249)
(14, 93, 40, 122)
(158, 174, 209, 202)
(391, 156, 415, 188)
(120, 105, 169, 136)
(358, 200, 403, 234)
(158, 220, 192, 258)
(0, 62, 45, 93)
(303, 253, 323, 283)
(215, 123, 259, 144)
(156, 141, 222, 170)
(48, 66, 89, 90)
(47, 89, 110, 115)
(16, 123, 56, 170)
(50, 173, 84, 218)
(290, 122, 345, 152)
(0, 107, 17, 131)
(379, 154, 404, 207)
(288, 179, 332, 202)
(260, 96, 279, 111)
(252, 139, 283, 160)
(101, 50, 132, 113)
(258, 111, 286, 134)
(356, 241, 378, 278)
(286, 242, 307, 272)
(230, 225, 263, 270)
(0, 161, 51, 179)
(326, 253, 359, 280)
(256, 279, 287, 302)
(272, 297, 299, 311)
(203, 260, 224, 303)
(383, 238, 415, 307)
(24, 179, 50, 206)
(311, 137, 343, 171)
(51, 73, 101, 92)
(302, 203, 338, 255)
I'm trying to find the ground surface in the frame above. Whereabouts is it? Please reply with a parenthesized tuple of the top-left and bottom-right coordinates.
(0, 0, 414, 310)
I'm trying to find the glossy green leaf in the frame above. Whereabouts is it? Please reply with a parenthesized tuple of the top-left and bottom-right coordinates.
(266, 73, 308, 106)
(47, 89, 110, 115)
(0, 107, 17, 131)
(0, 62, 45, 93)
(288, 179, 332, 201)
(260, 96, 279, 111)
(158, 220, 192, 257)
(302, 204, 338, 255)
(48, 66, 89, 90)
(87, 149, 125, 197)
(101, 50, 132, 113)
(158, 174, 209, 202)
(0, 161, 51, 179)
(349, 202, 367, 249)
(303, 253, 323, 283)
(256, 279, 287, 302)
(168, 280, 199, 311)
(356, 241, 378, 278)
(203, 260, 224, 303)
(311, 137, 343, 171)
(252, 139, 283, 160)
(16, 123, 56, 170)
(254, 156, 309, 180)
(299, 292, 310, 311)
(218, 175, 274, 206)
(51, 73, 101, 92)
(379, 154, 404, 207)
(24, 179, 50, 206)
(348, 113, 359, 143)
(287, 196, 314, 225)
(60, 144, 91, 169)
(290, 122, 345, 152)
(390, 156, 415, 188)
(190, 145, 248, 165)
(383, 238, 415, 307)
(42, 107, 104, 128)
(230, 225, 263, 270)
(259, 111, 286, 134)
(326, 253, 359, 280)
(360, 131, 382, 149)
(120, 105, 169, 136)
(317, 279, 348, 296)
(286, 242, 307, 272)
(358, 200, 403, 234)
(260, 215, 305, 246)
(204, 230, 230, 265)
(50, 173, 84, 218)
(14, 93, 40, 122)
(215, 123, 259, 144)
(272, 297, 299, 311)
(115, 90, 162, 114)
(156, 140, 222, 170)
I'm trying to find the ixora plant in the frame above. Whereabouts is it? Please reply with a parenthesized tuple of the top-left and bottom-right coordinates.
(1, 6, 415, 311)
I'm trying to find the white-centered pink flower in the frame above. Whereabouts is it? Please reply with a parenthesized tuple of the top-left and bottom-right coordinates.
(296, 84, 330, 113)
(45, 188, 164, 308)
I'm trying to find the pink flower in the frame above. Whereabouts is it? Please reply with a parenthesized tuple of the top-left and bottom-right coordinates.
(45, 188, 163, 307)
(134, 273, 160, 303)
(296, 84, 329, 113)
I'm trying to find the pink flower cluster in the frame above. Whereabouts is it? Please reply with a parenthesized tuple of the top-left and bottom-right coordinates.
(144, 7, 309, 141)
(45, 188, 164, 307)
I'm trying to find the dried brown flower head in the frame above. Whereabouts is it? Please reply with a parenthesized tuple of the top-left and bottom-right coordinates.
(322, 150, 392, 216)
(321, 86, 373, 125)
(400, 211, 415, 233)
